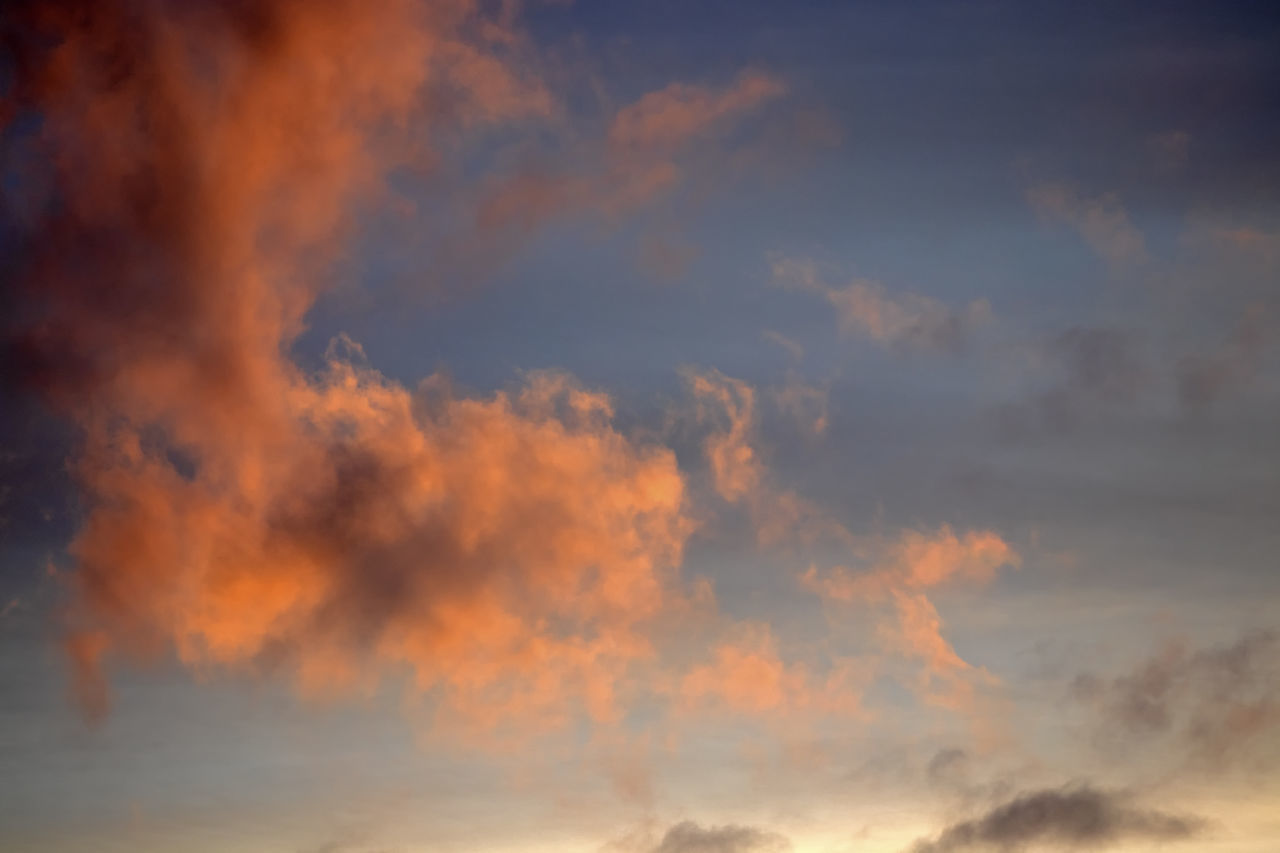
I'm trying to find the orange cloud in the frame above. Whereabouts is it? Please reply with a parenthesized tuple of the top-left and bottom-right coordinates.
(802, 526, 1019, 603)
(804, 527, 1018, 708)
(678, 623, 865, 718)
(474, 70, 785, 244)
(684, 368, 763, 504)
(683, 369, 844, 548)
(609, 71, 785, 152)
(4, 0, 709, 734)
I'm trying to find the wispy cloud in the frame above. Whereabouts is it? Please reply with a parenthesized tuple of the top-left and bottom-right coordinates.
(1026, 182, 1147, 268)
(771, 257, 992, 353)
(1072, 630, 1280, 771)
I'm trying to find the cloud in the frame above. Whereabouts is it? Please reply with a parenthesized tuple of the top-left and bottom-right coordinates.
(997, 326, 1149, 434)
(908, 786, 1205, 853)
(682, 368, 845, 548)
(771, 375, 828, 437)
(473, 70, 786, 243)
(608, 71, 786, 152)
(762, 331, 805, 363)
(803, 527, 1018, 708)
(1176, 307, 1271, 413)
(1071, 630, 1280, 770)
(1026, 182, 1147, 268)
(684, 369, 764, 504)
(2, 0, 708, 735)
(651, 822, 791, 853)
(771, 258, 991, 353)
(677, 622, 865, 718)
(1045, 327, 1148, 408)
(802, 527, 1019, 604)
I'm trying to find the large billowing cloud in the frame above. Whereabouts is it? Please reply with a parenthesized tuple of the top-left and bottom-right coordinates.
(908, 786, 1205, 853)
(2, 0, 699, 730)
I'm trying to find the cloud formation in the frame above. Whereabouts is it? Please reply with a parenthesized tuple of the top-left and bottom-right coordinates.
(1072, 630, 1280, 771)
(677, 622, 865, 718)
(682, 368, 845, 548)
(1177, 308, 1270, 413)
(651, 822, 791, 853)
(804, 527, 1018, 707)
(609, 71, 786, 152)
(908, 786, 1204, 853)
(997, 326, 1149, 434)
(1026, 182, 1147, 268)
(771, 258, 991, 353)
(2, 0, 705, 733)
(474, 70, 786, 242)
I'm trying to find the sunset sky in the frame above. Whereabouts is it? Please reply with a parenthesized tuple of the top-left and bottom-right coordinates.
(1, 1, 1279, 852)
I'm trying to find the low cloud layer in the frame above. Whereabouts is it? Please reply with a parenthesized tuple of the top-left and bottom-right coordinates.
(909, 786, 1205, 853)
(651, 822, 791, 853)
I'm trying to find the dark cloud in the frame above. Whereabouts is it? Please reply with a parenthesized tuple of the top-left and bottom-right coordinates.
(1072, 630, 1280, 770)
(927, 748, 970, 786)
(651, 822, 790, 853)
(996, 327, 1149, 436)
(908, 786, 1205, 853)
(1176, 308, 1271, 414)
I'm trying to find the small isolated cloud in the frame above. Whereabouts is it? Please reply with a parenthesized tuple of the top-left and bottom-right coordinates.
(771, 258, 991, 353)
(908, 786, 1205, 853)
(652, 821, 791, 853)
(1026, 182, 1147, 268)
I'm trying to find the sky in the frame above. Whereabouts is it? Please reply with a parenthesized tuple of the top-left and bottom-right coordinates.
(1, 1, 1278, 852)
